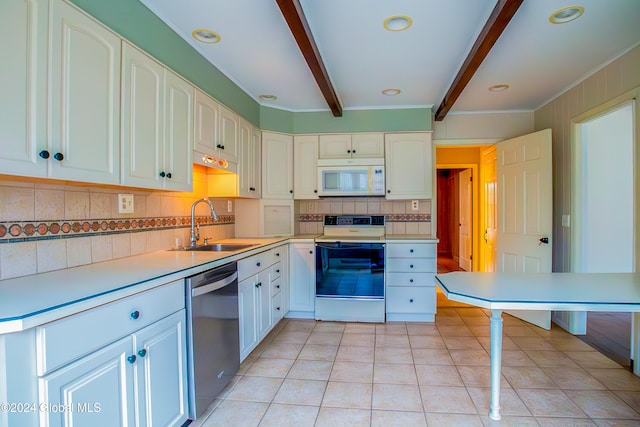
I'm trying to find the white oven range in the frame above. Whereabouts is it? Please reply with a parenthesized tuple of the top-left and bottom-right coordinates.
(315, 215, 385, 322)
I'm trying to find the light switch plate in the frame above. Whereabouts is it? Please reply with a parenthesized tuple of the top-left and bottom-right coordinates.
(227, 200, 232, 212)
(118, 194, 134, 214)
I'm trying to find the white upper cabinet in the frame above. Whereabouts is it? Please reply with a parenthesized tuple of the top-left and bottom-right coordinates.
(293, 135, 319, 199)
(0, 0, 121, 184)
(194, 89, 238, 164)
(262, 132, 293, 199)
(238, 119, 261, 198)
(318, 133, 384, 160)
(121, 42, 193, 191)
(219, 105, 239, 163)
(384, 132, 433, 199)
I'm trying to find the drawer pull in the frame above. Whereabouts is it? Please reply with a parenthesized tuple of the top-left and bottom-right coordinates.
(276, 285, 280, 289)
(255, 282, 262, 288)
(409, 264, 414, 269)
(256, 262, 261, 267)
(309, 251, 313, 254)
(137, 349, 147, 358)
(127, 355, 136, 364)
(409, 279, 414, 283)
(276, 269, 280, 273)
(275, 252, 280, 257)
(276, 307, 281, 311)
(130, 310, 140, 320)
(409, 299, 414, 303)
(410, 249, 414, 253)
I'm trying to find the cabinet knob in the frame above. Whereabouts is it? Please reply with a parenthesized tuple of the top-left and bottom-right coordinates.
(276, 307, 280, 311)
(159, 171, 166, 178)
(256, 262, 261, 267)
(255, 282, 262, 288)
(276, 253, 280, 257)
(39, 150, 50, 159)
(409, 264, 414, 269)
(410, 249, 414, 253)
(137, 349, 147, 358)
(352, 149, 356, 154)
(276, 269, 280, 273)
(166, 172, 172, 179)
(347, 149, 351, 153)
(387, 189, 391, 193)
(409, 299, 414, 303)
(221, 145, 225, 150)
(276, 285, 280, 289)
(216, 144, 222, 149)
(130, 310, 140, 320)
(314, 189, 317, 193)
(53, 152, 64, 161)
(409, 279, 414, 283)
(309, 251, 313, 254)
(127, 355, 137, 364)
(290, 190, 293, 194)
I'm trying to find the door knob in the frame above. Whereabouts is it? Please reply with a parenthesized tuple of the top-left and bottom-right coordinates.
(539, 237, 549, 245)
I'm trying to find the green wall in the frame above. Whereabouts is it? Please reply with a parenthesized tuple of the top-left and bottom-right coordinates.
(69, 0, 432, 135)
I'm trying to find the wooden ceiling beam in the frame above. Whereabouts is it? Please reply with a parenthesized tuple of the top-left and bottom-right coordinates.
(275, 0, 342, 117)
(434, 0, 524, 121)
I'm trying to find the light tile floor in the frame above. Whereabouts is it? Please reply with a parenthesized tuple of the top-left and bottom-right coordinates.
(193, 303, 640, 426)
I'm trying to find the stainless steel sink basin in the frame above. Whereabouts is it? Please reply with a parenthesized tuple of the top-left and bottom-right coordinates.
(170, 243, 256, 252)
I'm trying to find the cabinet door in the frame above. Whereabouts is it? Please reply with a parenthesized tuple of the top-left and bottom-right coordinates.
(256, 270, 272, 340)
(163, 71, 193, 191)
(0, 0, 47, 177)
(50, 0, 121, 184)
(262, 132, 293, 199)
(293, 135, 319, 199)
(288, 243, 315, 313)
(133, 310, 188, 427)
(351, 133, 384, 158)
(40, 336, 136, 427)
(250, 125, 262, 197)
(385, 133, 433, 199)
(238, 119, 261, 198)
(194, 89, 220, 156)
(238, 277, 258, 360)
(219, 106, 239, 163)
(318, 134, 351, 159)
(121, 42, 164, 189)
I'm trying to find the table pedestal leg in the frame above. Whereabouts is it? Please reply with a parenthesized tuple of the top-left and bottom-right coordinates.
(489, 309, 503, 421)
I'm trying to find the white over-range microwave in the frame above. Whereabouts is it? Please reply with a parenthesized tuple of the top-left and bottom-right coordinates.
(317, 159, 385, 196)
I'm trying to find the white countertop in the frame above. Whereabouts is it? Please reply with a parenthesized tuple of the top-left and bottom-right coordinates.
(435, 271, 640, 311)
(0, 237, 288, 334)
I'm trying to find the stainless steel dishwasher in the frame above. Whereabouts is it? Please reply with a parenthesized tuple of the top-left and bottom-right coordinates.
(185, 262, 239, 419)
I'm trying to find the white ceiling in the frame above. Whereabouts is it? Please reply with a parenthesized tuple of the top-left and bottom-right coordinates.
(140, 0, 640, 115)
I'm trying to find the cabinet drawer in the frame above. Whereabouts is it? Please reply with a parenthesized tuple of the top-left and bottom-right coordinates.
(270, 246, 286, 264)
(386, 243, 436, 259)
(36, 280, 184, 376)
(386, 272, 434, 287)
(271, 276, 282, 296)
(272, 292, 283, 321)
(386, 286, 436, 314)
(270, 262, 282, 282)
(238, 251, 270, 281)
(386, 257, 436, 273)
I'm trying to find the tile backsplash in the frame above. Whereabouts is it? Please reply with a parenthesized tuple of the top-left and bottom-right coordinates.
(0, 165, 233, 280)
(296, 198, 432, 235)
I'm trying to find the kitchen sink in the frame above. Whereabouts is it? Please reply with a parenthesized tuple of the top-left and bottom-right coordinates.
(170, 243, 257, 252)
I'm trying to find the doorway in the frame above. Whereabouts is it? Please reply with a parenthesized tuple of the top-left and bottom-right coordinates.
(569, 97, 636, 368)
(436, 168, 472, 272)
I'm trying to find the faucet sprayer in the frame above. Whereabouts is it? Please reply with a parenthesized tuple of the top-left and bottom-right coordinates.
(190, 198, 219, 247)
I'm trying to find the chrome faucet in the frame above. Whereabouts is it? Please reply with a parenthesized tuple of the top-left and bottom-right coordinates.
(190, 198, 219, 247)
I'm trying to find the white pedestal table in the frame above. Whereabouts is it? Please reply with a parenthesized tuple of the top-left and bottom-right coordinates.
(435, 272, 640, 420)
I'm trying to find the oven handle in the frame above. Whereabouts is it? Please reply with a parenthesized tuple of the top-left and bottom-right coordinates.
(315, 242, 385, 250)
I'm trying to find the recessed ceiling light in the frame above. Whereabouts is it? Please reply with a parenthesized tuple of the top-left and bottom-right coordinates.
(259, 94, 277, 101)
(382, 88, 401, 96)
(488, 84, 509, 92)
(549, 6, 584, 24)
(192, 29, 221, 44)
(383, 15, 412, 32)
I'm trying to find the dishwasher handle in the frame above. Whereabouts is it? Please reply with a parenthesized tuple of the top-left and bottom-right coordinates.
(191, 271, 238, 297)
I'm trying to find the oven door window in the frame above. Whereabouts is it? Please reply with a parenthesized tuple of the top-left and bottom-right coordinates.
(316, 243, 384, 299)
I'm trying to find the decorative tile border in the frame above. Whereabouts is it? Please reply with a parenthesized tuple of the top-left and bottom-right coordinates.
(0, 215, 234, 243)
(298, 214, 431, 222)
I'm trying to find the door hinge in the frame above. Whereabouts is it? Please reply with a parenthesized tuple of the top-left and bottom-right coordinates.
(470, 254, 473, 260)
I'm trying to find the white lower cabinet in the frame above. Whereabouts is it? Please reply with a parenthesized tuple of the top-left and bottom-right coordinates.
(288, 242, 315, 318)
(385, 241, 437, 322)
(36, 281, 188, 427)
(238, 245, 288, 361)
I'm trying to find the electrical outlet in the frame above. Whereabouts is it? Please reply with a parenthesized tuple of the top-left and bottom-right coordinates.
(227, 200, 233, 212)
(118, 194, 134, 214)
(411, 200, 419, 211)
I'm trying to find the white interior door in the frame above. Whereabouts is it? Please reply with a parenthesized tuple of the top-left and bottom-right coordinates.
(459, 169, 473, 271)
(497, 129, 553, 329)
